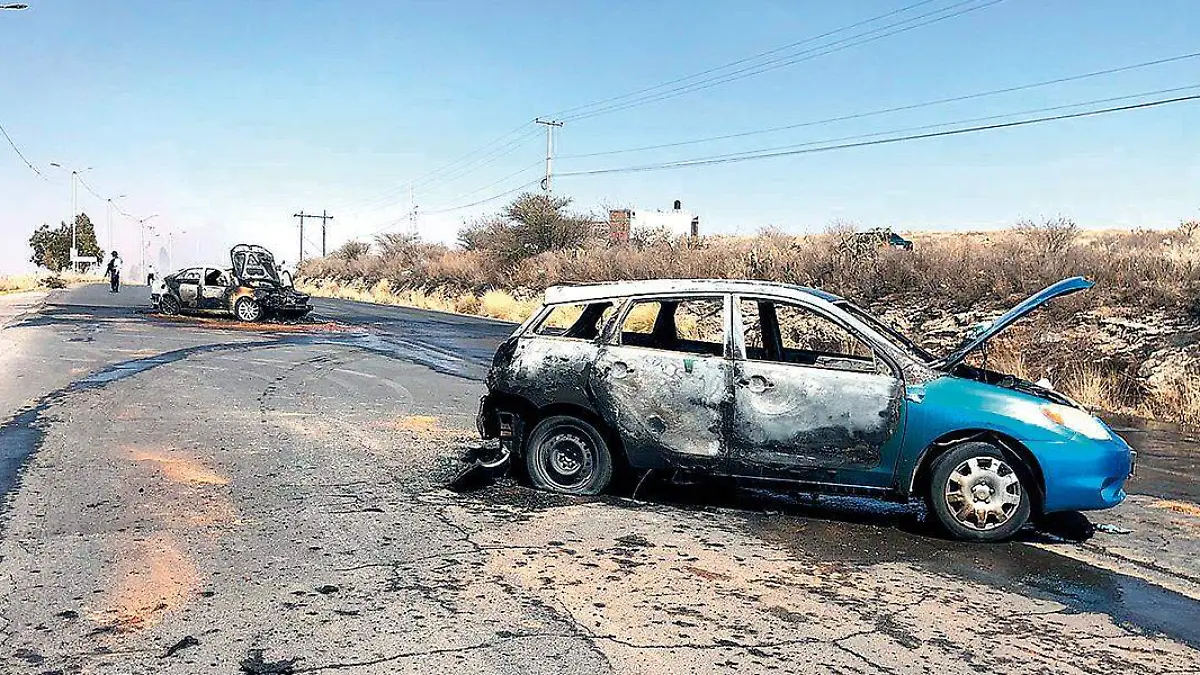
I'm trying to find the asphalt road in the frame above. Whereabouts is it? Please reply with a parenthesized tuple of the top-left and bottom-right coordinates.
(0, 284, 1197, 674)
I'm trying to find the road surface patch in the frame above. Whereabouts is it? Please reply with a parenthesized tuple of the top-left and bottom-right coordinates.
(130, 448, 230, 486)
(87, 532, 199, 633)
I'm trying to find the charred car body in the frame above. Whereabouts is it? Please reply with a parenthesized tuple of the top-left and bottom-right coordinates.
(477, 277, 1134, 541)
(156, 244, 311, 322)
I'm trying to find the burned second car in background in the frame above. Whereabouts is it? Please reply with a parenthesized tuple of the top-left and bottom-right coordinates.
(476, 277, 1135, 542)
(155, 244, 312, 322)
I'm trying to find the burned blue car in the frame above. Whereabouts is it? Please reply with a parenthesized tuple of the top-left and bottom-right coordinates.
(477, 277, 1134, 541)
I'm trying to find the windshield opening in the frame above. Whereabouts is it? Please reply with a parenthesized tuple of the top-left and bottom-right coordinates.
(840, 302, 935, 362)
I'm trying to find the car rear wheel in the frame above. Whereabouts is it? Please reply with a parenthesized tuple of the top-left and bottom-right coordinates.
(234, 297, 263, 322)
(159, 294, 181, 316)
(525, 415, 613, 496)
(928, 441, 1031, 542)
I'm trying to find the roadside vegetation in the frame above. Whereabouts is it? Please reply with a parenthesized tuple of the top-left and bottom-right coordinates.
(0, 272, 89, 294)
(299, 194, 1200, 426)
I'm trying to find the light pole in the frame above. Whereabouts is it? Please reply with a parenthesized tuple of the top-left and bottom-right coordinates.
(137, 215, 160, 278)
(168, 229, 189, 268)
(106, 195, 126, 252)
(49, 163, 94, 271)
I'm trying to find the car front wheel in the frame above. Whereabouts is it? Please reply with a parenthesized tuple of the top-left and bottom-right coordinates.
(159, 294, 181, 316)
(234, 297, 263, 322)
(525, 415, 614, 496)
(928, 441, 1032, 542)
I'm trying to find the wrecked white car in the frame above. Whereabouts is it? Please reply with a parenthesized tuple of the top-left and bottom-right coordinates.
(476, 278, 1134, 541)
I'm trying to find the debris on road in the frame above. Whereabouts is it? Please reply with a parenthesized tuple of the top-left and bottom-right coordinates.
(240, 648, 299, 675)
(448, 440, 511, 492)
(163, 635, 199, 658)
(1095, 523, 1133, 535)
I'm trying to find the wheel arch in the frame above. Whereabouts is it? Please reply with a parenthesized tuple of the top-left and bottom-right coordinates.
(485, 392, 629, 467)
(529, 402, 629, 467)
(908, 428, 1046, 514)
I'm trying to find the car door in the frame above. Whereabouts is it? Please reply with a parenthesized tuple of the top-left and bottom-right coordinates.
(728, 295, 906, 488)
(589, 295, 732, 471)
(175, 269, 201, 308)
(197, 268, 228, 311)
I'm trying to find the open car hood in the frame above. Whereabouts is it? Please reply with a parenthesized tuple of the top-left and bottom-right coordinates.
(230, 244, 281, 284)
(932, 277, 1093, 371)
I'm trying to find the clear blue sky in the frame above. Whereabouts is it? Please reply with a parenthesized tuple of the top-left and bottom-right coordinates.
(1, 0, 1198, 274)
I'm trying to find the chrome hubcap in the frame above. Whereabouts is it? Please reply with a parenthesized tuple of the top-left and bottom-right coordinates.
(238, 302, 259, 320)
(945, 456, 1022, 531)
(543, 432, 594, 489)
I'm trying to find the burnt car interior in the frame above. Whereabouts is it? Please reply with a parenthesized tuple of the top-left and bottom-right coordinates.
(740, 299, 879, 374)
(535, 302, 614, 339)
(620, 298, 725, 356)
(204, 269, 225, 286)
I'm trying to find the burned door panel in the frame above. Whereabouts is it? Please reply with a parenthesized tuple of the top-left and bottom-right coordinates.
(730, 361, 903, 476)
(590, 346, 730, 470)
(177, 280, 199, 307)
(494, 337, 599, 410)
(730, 295, 906, 486)
(197, 269, 228, 311)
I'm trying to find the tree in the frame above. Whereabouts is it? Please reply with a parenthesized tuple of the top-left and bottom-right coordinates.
(458, 193, 595, 262)
(28, 213, 102, 272)
(334, 240, 371, 261)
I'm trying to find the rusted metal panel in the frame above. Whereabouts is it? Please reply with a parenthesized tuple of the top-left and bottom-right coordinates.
(729, 361, 904, 473)
(493, 336, 599, 411)
(589, 346, 731, 468)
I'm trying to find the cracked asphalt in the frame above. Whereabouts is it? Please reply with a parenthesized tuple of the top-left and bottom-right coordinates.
(1, 284, 1197, 674)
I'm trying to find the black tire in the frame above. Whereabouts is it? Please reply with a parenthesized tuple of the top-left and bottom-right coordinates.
(159, 294, 181, 316)
(524, 415, 614, 496)
(927, 441, 1032, 542)
(234, 297, 263, 322)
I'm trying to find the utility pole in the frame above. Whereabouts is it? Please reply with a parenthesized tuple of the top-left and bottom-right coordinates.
(535, 118, 564, 191)
(408, 185, 418, 236)
(293, 210, 334, 260)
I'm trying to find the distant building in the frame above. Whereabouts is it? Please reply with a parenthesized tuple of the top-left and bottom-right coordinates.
(608, 200, 700, 243)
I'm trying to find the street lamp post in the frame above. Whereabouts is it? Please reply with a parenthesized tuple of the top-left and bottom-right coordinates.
(137, 215, 160, 278)
(48, 163, 94, 272)
(107, 195, 127, 252)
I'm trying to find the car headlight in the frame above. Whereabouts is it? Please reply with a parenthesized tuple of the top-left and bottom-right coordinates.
(1041, 404, 1110, 440)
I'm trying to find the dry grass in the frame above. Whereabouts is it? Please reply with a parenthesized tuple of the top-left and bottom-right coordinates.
(0, 272, 104, 294)
(295, 279, 538, 323)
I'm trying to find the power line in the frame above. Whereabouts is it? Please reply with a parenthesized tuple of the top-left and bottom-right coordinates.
(592, 84, 1200, 166)
(563, 0, 1006, 122)
(333, 121, 538, 218)
(560, 50, 1200, 160)
(547, 0, 943, 119)
(556, 93, 1200, 177)
(0, 121, 44, 177)
(422, 179, 541, 215)
(336, 128, 541, 219)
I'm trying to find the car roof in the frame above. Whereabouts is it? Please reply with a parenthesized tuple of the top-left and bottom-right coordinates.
(543, 279, 843, 306)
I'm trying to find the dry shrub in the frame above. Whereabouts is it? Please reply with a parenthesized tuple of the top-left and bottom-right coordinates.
(479, 290, 538, 322)
(1140, 365, 1200, 427)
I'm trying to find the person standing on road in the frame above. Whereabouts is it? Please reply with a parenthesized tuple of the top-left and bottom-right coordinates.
(146, 262, 157, 287)
(105, 251, 123, 293)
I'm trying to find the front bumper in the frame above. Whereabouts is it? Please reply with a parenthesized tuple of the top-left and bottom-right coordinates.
(1031, 430, 1135, 513)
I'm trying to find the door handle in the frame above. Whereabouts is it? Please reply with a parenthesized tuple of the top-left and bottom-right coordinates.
(737, 375, 773, 393)
(608, 361, 633, 379)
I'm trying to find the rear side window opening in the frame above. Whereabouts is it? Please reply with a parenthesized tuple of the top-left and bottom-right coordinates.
(533, 302, 615, 340)
(619, 297, 725, 356)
